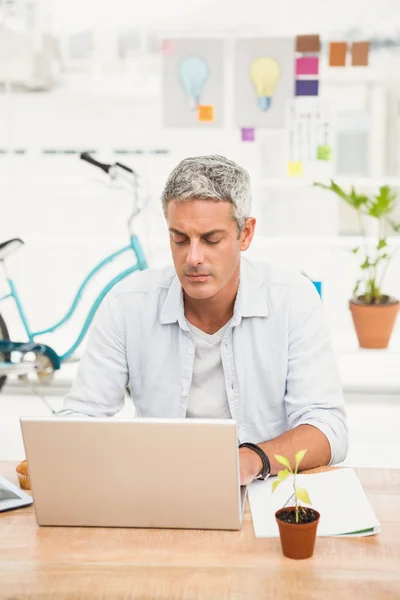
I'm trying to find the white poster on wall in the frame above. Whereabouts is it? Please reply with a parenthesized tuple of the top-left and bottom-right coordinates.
(162, 39, 224, 128)
(234, 38, 295, 129)
(286, 97, 333, 177)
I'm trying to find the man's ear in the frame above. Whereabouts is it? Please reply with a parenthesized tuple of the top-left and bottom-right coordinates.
(240, 218, 256, 251)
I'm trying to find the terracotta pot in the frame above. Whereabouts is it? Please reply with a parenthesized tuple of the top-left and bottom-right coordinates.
(275, 507, 320, 560)
(349, 298, 399, 349)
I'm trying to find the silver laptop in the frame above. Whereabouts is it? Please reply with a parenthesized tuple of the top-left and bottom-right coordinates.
(20, 417, 246, 530)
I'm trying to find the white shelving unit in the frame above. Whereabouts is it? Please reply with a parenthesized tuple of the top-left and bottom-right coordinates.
(252, 177, 400, 189)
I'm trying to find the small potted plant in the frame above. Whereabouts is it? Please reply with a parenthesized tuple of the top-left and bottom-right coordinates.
(273, 449, 320, 560)
(314, 181, 400, 348)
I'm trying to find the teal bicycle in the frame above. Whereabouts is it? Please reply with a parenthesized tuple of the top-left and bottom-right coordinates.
(0, 153, 149, 393)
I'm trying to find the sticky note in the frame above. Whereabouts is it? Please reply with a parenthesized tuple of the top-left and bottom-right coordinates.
(288, 161, 303, 177)
(296, 35, 321, 53)
(329, 42, 347, 66)
(295, 79, 319, 96)
(317, 145, 332, 161)
(351, 41, 370, 66)
(296, 56, 319, 76)
(161, 40, 175, 55)
(241, 127, 255, 142)
(198, 105, 214, 122)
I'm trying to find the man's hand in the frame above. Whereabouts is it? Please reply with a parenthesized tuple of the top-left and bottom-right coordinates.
(239, 446, 263, 486)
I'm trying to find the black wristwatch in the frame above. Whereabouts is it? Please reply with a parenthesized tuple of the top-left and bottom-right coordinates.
(239, 442, 271, 480)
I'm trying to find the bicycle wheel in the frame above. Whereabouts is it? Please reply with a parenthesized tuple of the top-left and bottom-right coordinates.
(0, 313, 10, 393)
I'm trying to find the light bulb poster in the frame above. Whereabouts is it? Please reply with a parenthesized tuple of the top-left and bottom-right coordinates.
(234, 38, 295, 129)
(162, 39, 224, 128)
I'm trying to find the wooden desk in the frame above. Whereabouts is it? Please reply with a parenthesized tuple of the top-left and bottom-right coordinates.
(0, 462, 399, 600)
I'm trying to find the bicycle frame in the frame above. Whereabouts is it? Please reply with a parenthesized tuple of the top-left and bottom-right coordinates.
(0, 234, 148, 363)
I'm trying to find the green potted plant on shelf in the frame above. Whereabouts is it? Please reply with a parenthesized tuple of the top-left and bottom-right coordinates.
(313, 181, 400, 348)
(273, 449, 320, 560)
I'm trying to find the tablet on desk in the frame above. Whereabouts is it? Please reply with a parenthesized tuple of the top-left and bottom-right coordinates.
(20, 417, 246, 530)
(0, 475, 33, 513)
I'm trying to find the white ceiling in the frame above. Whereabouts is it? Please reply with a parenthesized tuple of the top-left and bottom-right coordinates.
(150, 0, 400, 36)
(6, 0, 400, 37)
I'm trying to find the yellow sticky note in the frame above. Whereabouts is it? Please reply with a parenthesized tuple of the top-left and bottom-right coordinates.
(288, 161, 303, 177)
(198, 105, 214, 122)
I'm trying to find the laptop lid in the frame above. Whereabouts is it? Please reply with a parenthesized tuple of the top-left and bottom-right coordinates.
(20, 417, 244, 530)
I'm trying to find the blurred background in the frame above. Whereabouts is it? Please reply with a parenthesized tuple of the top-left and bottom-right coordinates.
(0, 0, 400, 464)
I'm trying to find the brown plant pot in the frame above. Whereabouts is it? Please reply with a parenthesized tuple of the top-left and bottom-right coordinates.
(275, 507, 320, 559)
(349, 297, 399, 349)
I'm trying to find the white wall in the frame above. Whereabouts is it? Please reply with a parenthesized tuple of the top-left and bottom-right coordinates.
(1, 151, 399, 355)
(1, 48, 400, 357)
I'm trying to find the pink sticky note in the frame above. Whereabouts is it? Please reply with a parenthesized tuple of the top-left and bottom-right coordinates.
(296, 56, 319, 76)
(241, 127, 255, 142)
(161, 40, 175, 55)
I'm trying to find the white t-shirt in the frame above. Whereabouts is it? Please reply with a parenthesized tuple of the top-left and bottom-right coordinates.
(186, 320, 232, 419)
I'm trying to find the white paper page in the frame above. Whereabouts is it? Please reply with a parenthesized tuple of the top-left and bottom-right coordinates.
(248, 468, 380, 538)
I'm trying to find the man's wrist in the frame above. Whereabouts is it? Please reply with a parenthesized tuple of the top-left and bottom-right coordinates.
(239, 442, 271, 480)
(239, 446, 263, 477)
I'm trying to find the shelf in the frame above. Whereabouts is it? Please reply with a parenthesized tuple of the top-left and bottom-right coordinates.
(4, 339, 400, 396)
(251, 236, 400, 247)
(2, 176, 399, 189)
(12, 234, 400, 248)
(252, 177, 400, 189)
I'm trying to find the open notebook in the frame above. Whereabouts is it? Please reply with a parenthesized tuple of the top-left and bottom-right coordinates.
(248, 468, 380, 538)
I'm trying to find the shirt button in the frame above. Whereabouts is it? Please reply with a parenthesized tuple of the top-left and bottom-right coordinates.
(188, 348, 194, 355)
(182, 391, 188, 397)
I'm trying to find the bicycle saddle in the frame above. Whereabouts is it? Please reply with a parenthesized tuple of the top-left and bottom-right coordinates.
(0, 238, 25, 261)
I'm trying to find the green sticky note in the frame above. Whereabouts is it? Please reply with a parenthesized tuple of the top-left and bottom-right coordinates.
(317, 145, 332, 161)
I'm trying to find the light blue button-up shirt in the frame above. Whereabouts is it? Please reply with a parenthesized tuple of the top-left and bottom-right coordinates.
(60, 257, 348, 465)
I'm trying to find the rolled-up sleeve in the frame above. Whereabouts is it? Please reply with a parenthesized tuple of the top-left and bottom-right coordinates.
(284, 276, 349, 465)
(58, 292, 128, 418)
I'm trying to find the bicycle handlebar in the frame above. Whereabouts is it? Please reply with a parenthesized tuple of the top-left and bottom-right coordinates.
(80, 152, 111, 174)
(80, 152, 135, 175)
(115, 161, 134, 174)
(80, 152, 146, 229)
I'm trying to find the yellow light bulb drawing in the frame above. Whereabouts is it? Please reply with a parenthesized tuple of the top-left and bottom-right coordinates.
(250, 56, 281, 111)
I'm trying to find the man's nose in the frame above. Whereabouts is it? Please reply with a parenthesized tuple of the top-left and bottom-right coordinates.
(186, 240, 204, 267)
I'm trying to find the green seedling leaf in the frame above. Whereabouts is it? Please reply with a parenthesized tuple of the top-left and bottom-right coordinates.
(295, 488, 312, 505)
(274, 454, 291, 470)
(272, 470, 290, 493)
(351, 247, 360, 254)
(272, 480, 281, 493)
(295, 449, 307, 470)
(278, 469, 290, 482)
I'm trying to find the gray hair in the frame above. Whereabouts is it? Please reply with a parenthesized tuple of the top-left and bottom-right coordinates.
(161, 155, 252, 232)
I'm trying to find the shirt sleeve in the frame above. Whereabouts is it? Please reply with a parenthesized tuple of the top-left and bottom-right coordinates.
(57, 292, 128, 418)
(284, 276, 349, 465)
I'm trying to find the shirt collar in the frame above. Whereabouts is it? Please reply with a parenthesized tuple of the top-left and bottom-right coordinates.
(159, 274, 189, 330)
(159, 257, 269, 328)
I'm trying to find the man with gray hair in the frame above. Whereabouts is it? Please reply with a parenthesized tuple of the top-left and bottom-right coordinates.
(61, 155, 348, 484)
